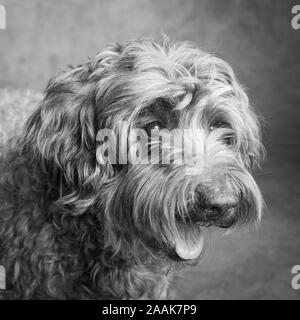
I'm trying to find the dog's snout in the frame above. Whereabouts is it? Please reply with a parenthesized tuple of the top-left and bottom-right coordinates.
(203, 201, 239, 228)
(209, 202, 237, 217)
(201, 202, 237, 220)
(203, 204, 223, 220)
(192, 182, 239, 223)
(191, 188, 239, 227)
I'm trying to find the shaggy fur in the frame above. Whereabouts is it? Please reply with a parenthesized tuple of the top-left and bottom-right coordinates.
(0, 37, 263, 299)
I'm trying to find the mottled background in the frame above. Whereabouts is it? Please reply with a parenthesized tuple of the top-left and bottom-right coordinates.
(0, 0, 299, 299)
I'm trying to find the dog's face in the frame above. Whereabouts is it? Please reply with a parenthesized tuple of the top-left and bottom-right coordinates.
(23, 38, 263, 262)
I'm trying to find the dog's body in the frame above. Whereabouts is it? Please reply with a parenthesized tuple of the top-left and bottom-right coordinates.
(0, 38, 263, 299)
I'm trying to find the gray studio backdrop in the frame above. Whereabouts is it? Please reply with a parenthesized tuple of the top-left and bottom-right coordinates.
(0, 0, 299, 299)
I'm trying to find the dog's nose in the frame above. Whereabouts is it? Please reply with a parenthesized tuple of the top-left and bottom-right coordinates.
(199, 201, 238, 228)
(191, 186, 239, 227)
(191, 194, 238, 226)
(203, 202, 237, 221)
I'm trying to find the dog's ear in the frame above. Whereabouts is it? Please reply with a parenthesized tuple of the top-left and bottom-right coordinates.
(25, 67, 95, 177)
(22, 65, 110, 214)
(21, 44, 125, 214)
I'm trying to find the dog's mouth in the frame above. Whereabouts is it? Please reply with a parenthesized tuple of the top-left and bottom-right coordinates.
(173, 205, 237, 260)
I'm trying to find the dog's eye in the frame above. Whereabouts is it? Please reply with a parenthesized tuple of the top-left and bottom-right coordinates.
(145, 121, 163, 136)
(209, 121, 234, 145)
(209, 121, 228, 131)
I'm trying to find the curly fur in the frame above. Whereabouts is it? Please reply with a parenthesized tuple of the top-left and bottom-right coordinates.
(0, 37, 263, 299)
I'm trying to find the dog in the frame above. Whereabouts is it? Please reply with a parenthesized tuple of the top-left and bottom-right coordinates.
(0, 37, 263, 299)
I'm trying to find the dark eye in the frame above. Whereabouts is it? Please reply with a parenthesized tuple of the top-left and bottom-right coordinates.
(209, 121, 228, 131)
(145, 121, 163, 136)
(209, 121, 234, 145)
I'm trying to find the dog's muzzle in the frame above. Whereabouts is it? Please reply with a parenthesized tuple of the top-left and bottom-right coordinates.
(189, 183, 240, 228)
(173, 189, 239, 261)
(189, 199, 239, 228)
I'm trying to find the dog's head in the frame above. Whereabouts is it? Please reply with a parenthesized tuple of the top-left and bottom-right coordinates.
(22, 38, 263, 262)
